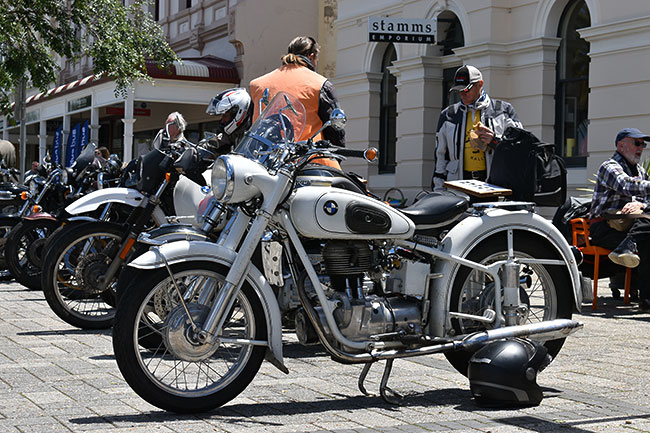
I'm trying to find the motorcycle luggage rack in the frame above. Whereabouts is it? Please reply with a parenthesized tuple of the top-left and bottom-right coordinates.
(473, 201, 535, 213)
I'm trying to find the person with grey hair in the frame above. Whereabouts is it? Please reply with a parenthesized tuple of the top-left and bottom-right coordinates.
(165, 111, 187, 142)
(0, 139, 16, 168)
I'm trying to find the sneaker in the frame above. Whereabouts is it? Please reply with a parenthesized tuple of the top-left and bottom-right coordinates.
(639, 299, 650, 312)
(608, 238, 640, 268)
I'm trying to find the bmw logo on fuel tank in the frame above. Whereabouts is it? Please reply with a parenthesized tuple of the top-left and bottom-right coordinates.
(324, 200, 338, 215)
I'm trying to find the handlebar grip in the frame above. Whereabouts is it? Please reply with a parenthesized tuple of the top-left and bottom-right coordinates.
(333, 148, 366, 158)
(333, 147, 378, 162)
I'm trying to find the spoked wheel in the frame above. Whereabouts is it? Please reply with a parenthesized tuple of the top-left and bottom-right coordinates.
(112, 261, 266, 413)
(5, 219, 61, 290)
(0, 218, 19, 280)
(444, 233, 573, 377)
(41, 222, 125, 329)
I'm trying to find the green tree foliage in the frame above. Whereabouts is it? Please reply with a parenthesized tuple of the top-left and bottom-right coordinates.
(0, 0, 178, 117)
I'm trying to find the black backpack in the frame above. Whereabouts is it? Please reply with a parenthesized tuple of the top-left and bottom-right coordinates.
(552, 196, 592, 241)
(488, 127, 567, 206)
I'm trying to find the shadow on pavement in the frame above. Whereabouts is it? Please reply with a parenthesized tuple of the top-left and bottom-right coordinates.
(67, 387, 477, 425)
(17, 328, 111, 336)
(495, 413, 650, 432)
(578, 297, 650, 322)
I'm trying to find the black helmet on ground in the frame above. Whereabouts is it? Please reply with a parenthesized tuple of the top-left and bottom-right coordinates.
(468, 338, 552, 407)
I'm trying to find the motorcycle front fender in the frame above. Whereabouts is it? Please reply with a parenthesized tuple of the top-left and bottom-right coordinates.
(173, 173, 210, 226)
(129, 240, 287, 373)
(65, 187, 144, 215)
(428, 208, 583, 338)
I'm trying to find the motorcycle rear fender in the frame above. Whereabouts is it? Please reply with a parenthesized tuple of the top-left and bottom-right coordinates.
(65, 187, 144, 215)
(24, 212, 56, 221)
(428, 209, 583, 338)
(128, 240, 287, 373)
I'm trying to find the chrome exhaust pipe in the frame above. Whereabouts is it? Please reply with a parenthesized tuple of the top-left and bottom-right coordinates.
(371, 319, 583, 361)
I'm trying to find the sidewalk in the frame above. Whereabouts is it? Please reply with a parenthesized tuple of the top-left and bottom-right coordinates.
(0, 278, 649, 433)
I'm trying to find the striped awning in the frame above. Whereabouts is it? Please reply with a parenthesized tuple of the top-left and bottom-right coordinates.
(23, 55, 239, 107)
(146, 55, 239, 83)
(25, 74, 106, 105)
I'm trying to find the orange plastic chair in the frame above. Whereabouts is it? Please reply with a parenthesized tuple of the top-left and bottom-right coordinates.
(569, 218, 631, 310)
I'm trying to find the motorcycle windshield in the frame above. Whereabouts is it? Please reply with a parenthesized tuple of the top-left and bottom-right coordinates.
(233, 92, 306, 168)
(70, 142, 97, 175)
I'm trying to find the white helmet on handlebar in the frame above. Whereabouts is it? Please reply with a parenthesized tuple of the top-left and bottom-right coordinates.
(206, 88, 253, 137)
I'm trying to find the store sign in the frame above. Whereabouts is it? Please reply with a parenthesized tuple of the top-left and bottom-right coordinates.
(368, 17, 436, 43)
(105, 107, 151, 116)
(68, 95, 92, 112)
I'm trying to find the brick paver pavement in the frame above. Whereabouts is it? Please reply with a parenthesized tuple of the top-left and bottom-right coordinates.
(0, 279, 649, 433)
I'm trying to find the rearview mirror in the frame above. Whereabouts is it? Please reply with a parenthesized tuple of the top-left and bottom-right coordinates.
(309, 108, 347, 142)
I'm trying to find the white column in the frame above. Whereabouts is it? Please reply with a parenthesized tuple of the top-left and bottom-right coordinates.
(38, 120, 47, 162)
(389, 56, 442, 201)
(90, 106, 100, 143)
(121, 92, 135, 163)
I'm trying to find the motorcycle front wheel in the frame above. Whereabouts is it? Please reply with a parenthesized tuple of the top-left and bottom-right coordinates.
(41, 222, 124, 329)
(444, 233, 573, 376)
(5, 218, 61, 290)
(113, 261, 266, 413)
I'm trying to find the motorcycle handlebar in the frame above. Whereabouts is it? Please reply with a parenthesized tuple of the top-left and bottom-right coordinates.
(313, 140, 378, 162)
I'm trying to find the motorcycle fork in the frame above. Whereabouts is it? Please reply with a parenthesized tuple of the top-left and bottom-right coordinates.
(194, 169, 292, 344)
(502, 229, 522, 326)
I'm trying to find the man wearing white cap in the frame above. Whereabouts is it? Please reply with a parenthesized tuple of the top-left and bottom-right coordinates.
(432, 65, 522, 190)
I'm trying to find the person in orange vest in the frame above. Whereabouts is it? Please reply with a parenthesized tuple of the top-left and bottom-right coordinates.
(249, 36, 345, 168)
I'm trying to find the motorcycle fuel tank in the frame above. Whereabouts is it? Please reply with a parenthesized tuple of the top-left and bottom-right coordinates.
(288, 187, 415, 239)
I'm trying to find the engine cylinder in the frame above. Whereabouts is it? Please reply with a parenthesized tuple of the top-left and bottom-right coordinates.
(322, 241, 371, 275)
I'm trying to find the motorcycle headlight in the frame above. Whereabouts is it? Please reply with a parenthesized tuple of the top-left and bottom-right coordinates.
(211, 155, 267, 204)
(29, 180, 39, 195)
(211, 157, 234, 202)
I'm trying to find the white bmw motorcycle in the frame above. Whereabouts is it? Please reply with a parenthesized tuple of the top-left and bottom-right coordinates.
(112, 92, 583, 413)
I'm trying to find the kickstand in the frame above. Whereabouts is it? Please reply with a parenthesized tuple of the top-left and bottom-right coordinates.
(357, 360, 402, 404)
(379, 359, 402, 404)
(358, 362, 375, 397)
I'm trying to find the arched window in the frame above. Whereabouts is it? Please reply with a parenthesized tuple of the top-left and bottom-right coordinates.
(555, 0, 590, 166)
(379, 44, 397, 174)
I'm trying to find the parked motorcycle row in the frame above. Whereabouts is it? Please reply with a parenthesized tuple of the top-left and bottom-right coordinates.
(1, 90, 584, 414)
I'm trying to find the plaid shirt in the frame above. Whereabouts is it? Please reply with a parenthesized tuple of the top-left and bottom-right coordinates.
(589, 151, 650, 218)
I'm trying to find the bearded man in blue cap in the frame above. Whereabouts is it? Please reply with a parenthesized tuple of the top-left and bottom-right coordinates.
(589, 127, 650, 311)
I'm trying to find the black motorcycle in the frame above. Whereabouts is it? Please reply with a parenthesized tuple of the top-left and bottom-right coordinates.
(3, 144, 122, 290)
(40, 137, 214, 329)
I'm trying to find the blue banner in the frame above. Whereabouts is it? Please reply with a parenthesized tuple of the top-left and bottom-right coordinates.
(65, 122, 81, 167)
(79, 120, 89, 154)
(52, 125, 63, 165)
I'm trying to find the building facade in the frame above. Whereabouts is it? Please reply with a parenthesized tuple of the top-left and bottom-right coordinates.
(334, 0, 650, 207)
(5, 0, 648, 213)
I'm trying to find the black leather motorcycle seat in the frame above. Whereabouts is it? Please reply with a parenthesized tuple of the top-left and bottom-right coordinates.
(400, 192, 469, 226)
